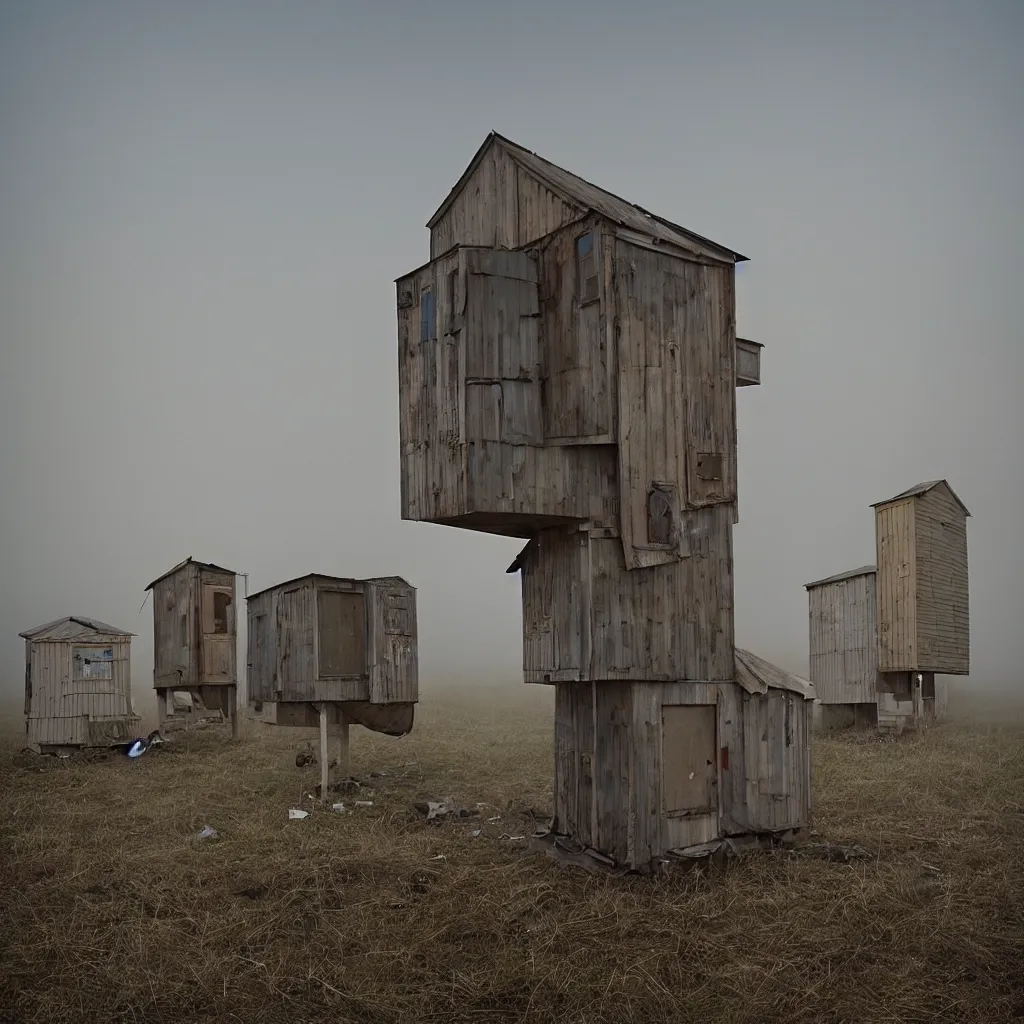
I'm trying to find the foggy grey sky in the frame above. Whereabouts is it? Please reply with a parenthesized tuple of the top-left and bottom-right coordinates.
(2, 0, 1021, 704)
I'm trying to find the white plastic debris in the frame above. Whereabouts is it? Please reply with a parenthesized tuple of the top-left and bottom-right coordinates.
(468, 829, 482, 838)
(331, 803, 348, 814)
(354, 800, 374, 808)
(196, 825, 218, 841)
(288, 808, 310, 820)
(430, 854, 446, 861)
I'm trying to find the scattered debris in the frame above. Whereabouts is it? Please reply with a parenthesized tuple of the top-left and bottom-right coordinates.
(369, 771, 388, 779)
(499, 833, 527, 842)
(467, 829, 482, 838)
(414, 797, 478, 822)
(295, 751, 316, 768)
(430, 854, 446, 861)
(288, 808, 310, 820)
(353, 800, 374, 808)
(195, 825, 218, 841)
(794, 840, 872, 863)
(331, 803, 348, 814)
(487, 816, 502, 823)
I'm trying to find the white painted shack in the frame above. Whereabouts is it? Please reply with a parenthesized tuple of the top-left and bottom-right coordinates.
(20, 616, 140, 754)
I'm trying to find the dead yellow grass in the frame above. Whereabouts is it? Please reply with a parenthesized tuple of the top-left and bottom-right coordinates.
(0, 685, 1022, 1024)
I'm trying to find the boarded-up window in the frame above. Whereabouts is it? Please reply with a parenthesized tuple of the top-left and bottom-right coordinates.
(647, 486, 674, 545)
(446, 269, 458, 332)
(73, 646, 114, 681)
(421, 286, 435, 342)
(317, 589, 366, 677)
(576, 232, 599, 303)
(661, 704, 717, 816)
(383, 592, 413, 635)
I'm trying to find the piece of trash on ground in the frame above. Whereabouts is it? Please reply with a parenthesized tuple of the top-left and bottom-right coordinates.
(332, 803, 348, 814)
(195, 825, 218, 841)
(499, 833, 526, 842)
(414, 797, 478, 822)
(354, 800, 374, 808)
(467, 829, 482, 838)
(288, 808, 310, 820)
(430, 854, 446, 861)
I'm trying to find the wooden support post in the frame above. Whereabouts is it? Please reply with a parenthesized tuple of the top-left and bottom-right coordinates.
(319, 704, 330, 800)
(156, 689, 168, 731)
(332, 709, 350, 781)
(228, 685, 239, 740)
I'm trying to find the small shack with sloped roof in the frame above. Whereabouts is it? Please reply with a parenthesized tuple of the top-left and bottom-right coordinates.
(20, 616, 140, 754)
(145, 557, 240, 738)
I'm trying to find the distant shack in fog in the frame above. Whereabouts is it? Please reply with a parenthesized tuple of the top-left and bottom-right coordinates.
(20, 616, 140, 754)
(806, 479, 969, 732)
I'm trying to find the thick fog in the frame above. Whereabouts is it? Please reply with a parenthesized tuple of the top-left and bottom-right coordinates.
(2, 1, 1021, 716)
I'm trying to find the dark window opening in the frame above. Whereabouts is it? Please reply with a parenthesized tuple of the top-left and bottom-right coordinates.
(647, 486, 674, 545)
(695, 453, 724, 481)
(576, 232, 599, 304)
(213, 591, 232, 634)
(446, 269, 458, 332)
(420, 286, 435, 342)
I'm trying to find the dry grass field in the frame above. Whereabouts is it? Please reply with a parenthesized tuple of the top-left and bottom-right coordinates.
(1, 684, 1022, 1024)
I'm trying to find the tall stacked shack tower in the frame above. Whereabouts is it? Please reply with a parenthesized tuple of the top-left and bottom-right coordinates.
(396, 133, 811, 868)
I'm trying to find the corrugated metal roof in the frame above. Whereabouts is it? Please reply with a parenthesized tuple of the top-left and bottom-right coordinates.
(19, 616, 134, 640)
(427, 132, 748, 264)
(804, 565, 877, 590)
(870, 479, 971, 517)
(735, 648, 816, 700)
(144, 557, 239, 591)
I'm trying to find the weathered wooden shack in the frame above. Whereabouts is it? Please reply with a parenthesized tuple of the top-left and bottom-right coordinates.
(246, 574, 417, 788)
(872, 480, 970, 676)
(145, 557, 240, 738)
(20, 616, 140, 754)
(805, 479, 967, 732)
(397, 132, 810, 868)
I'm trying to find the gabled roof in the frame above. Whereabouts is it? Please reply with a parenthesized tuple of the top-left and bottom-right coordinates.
(20, 616, 134, 641)
(871, 479, 970, 517)
(144, 557, 239, 591)
(735, 648, 816, 701)
(804, 565, 877, 590)
(246, 573, 414, 602)
(427, 132, 748, 265)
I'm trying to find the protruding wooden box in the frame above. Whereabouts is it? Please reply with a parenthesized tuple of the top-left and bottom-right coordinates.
(246, 573, 417, 736)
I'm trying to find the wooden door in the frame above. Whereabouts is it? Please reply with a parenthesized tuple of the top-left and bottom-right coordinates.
(200, 582, 235, 683)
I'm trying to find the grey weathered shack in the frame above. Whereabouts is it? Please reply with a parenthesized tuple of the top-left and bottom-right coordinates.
(145, 557, 240, 738)
(397, 132, 810, 867)
(806, 479, 968, 732)
(20, 616, 140, 754)
(246, 574, 417, 783)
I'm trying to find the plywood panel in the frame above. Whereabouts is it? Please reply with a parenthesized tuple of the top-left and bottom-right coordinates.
(876, 500, 917, 672)
(317, 590, 366, 678)
(661, 704, 717, 815)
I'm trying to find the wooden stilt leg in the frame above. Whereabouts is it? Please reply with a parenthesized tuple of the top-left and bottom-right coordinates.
(229, 686, 239, 740)
(156, 689, 168, 731)
(319, 704, 330, 801)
